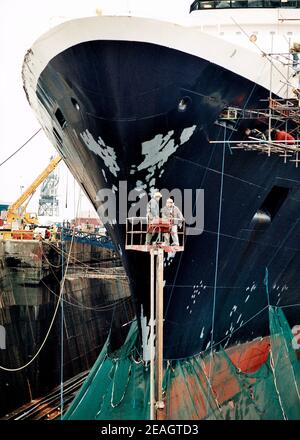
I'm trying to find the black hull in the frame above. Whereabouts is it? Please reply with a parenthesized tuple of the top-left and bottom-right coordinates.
(33, 40, 300, 359)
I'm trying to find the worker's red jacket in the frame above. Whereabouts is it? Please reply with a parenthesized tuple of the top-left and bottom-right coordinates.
(275, 131, 295, 144)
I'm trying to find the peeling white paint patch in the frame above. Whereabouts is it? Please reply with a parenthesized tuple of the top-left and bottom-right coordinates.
(237, 314, 242, 324)
(132, 125, 196, 183)
(166, 253, 175, 262)
(80, 129, 120, 177)
(140, 305, 155, 362)
(101, 168, 107, 182)
(205, 341, 211, 350)
(200, 327, 205, 339)
(230, 305, 237, 317)
(112, 184, 118, 194)
(224, 339, 229, 349)
(149, 177, 156, 188)
(180, 126, 197, 144)
(117, 244, 123, 256)
(245, 295, 250, 303)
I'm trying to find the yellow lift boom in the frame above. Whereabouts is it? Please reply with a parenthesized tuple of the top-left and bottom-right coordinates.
(6, 155, 62, 228)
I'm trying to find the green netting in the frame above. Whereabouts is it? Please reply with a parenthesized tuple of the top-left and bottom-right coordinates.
(64, 306, 300, 420)
(64, 323, 150, 420)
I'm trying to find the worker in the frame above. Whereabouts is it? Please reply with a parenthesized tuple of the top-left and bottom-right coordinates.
(161, 198, 184, 246)
(272, 128, 295, 144)
(290, 47, 300, 77)
(45, 227, 51, 240)
(245, 128, 266, 141)
(145, 191, 162, 245)
(50, 224, 57, 241)
(292, 88, 300, 107)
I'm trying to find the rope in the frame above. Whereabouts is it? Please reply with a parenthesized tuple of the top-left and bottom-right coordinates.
(0, 129, 41, 168)
(0, 214, 76, 372)
(164, 64, 266, 316)
(265, 273, 300, 405)
(209, 126, 226, 381)
(230, 16, 291, 94)
(39, 243, 130, 312)
(41, 239, 121, 275)
(110, 361, 132, 408)
(41, 245, 127, 286)
(264, 267, 287, 420)
(165, 304, 269, 362)
(40, 278, 130, 312)
(60, 228, 65, 418)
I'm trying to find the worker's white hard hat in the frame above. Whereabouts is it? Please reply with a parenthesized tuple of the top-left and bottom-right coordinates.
(154, 191, 162, 198)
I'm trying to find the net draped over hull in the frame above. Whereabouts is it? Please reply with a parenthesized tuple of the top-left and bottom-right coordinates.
(64, 303, 300, 420)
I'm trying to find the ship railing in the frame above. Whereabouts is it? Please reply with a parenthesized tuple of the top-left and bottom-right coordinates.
(61, 228, 115, 250)
(125, 217, 185, 253)
(190, 0, 300, 12)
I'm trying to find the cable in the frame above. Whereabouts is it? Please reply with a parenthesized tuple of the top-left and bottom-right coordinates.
(39, 243, 129, 312)
(0, 129, 41, 168)
(0, 214, 76, 372)
(164, 64, 269, 318)
(41, 239, 121, 274)
(60, 228, 65, 418)
(209, 126, 226, 381)
(40, 278, 130, 312)
(264, 268, 287, 420)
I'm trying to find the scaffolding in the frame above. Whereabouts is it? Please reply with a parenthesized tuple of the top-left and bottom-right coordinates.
(213, 43, 300, 165)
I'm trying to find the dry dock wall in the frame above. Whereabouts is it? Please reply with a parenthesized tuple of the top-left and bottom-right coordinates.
(0, 240, 134, 417)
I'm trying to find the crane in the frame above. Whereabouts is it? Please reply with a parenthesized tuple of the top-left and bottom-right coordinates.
(5, 155, 62, 229)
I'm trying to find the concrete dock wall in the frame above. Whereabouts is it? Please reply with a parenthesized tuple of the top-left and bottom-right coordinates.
(0, 240, 134, 417)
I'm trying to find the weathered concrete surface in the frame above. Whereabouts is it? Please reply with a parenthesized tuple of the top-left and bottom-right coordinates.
(0, 239, 134, 417)
(3, 240, 54, 287)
